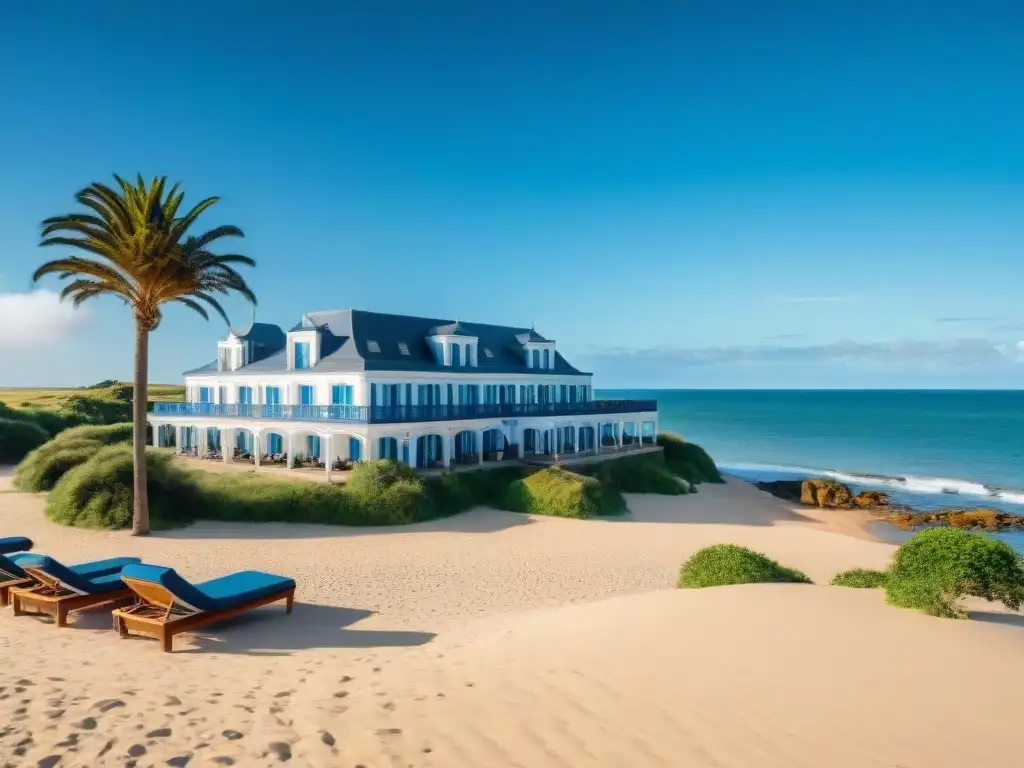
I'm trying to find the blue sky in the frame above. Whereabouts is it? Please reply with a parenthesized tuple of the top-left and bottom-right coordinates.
(1, 1, 1023, 388)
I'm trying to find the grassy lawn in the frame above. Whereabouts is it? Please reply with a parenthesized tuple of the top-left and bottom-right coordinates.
(0, 383, 185, 408)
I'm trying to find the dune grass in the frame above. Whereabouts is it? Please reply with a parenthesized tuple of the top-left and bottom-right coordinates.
(678, 544, 813, 588)
(657, 433, 724, 483)
(500, 466, 626, 519)
(884, 528, 1024, 619)
(0, 418, 50, 464)
(0, 382, 184, 409)
(830, 568, 888, 588)
(14, 423, 135, 491)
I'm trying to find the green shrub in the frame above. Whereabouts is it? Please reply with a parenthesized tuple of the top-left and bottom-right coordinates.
(657, 433, 723, 483)
(678, 544, 813, 588)
(46, 444, 197, 529)
(57, 394, 132, 425)
(423, 466, 525, 514)
(0, 418, 51, 463)
(13, 422, 135, 491)
(500, 466, 625, 518)
(830, 568, 888, 588)
(581, 453, 686, 495)
(884, 528, 1024, 619)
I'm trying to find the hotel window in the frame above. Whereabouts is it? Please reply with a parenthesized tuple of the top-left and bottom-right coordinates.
(531, 349, 540, 368)
(238, 386, 253, 405)
(543, 349, 550, 369)
(331, 384, 353, 405)
(366, 340, 381, 353)
(294, 341, 311, 369)
(397, 342, 410, 356)
(451, 344, 462, 367)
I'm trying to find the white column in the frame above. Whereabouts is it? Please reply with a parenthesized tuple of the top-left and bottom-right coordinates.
(409, 435, 419, 469)
(617, 421, 624, 448)
(151, 424, 159, 447)
(477, 430, 484, 465)
(223, 428, 234, 462)
(324, 435, 332, 482)
(287, 433, 295, 468)
(198, 427, 207, 457)
(340, 434, 350, 461)
(254, 433, 261, 467)
(595, 422, 602, 453)
(443, 434, 451, 468)
(574, 426, 580, 453)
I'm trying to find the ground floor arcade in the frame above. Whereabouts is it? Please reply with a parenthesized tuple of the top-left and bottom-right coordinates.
(150, 414, 659, 481)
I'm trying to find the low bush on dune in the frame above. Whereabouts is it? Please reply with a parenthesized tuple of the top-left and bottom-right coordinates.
(0, 418, 50, 464)
(500, 466, 626, 518)
(657, 433, 723, 483)
(46, 444, 196, 529)
(580, 453, 688, 495)
(678, 544, 813, 588)
(830, 568, 888, 589)
(14, 422, 134, 491)
(884, 528, 1024, 619)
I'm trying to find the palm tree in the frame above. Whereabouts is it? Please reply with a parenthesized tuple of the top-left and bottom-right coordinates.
(33, 175, 256, 535)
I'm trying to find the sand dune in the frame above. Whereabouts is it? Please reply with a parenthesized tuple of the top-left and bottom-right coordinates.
(1, 475, 1021, 767)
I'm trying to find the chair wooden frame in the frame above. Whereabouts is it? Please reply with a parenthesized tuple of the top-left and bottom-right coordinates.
(112, 577, 295, 652)
(9, 566, 132, 627)
(1, 576, 32, 607)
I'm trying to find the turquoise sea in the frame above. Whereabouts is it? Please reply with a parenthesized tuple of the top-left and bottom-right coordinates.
(599, 389, 1024, 550)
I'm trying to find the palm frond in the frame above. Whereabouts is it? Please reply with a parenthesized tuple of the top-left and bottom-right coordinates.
(34, 173, 255, 331)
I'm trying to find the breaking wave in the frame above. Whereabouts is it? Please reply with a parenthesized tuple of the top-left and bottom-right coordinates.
(721, 462, 1024, 508)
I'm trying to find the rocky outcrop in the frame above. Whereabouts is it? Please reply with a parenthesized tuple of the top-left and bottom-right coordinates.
(756, 478, 889, 509)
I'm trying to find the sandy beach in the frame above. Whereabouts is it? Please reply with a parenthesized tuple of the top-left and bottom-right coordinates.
(1, 468, 1022, 767)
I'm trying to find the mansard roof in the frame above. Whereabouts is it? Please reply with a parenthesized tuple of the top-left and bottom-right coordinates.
(184, 309, 588, 376)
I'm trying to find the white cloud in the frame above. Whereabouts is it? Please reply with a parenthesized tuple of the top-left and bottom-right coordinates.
(0, 290, 92, 349)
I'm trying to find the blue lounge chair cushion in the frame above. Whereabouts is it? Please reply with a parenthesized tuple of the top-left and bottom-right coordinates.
(2, 554, 140, 581)
(0, 536, 32, 555)
(120, 564, 295, 613)
(15, 555, 142, 594)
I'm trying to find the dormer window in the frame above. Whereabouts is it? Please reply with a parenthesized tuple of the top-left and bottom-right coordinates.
(286, 325, 322, 370)
(426, 321, 479, 368)
(397, 342, 410, 356)
(217, 334, 247, 372)
(367, 340, 381, 353)
(294, 341, 311, 369)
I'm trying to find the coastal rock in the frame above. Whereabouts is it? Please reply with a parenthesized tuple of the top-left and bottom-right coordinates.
(802, 479, 853, 508)
(756, 479, 889, 509)
(853, 490, 890, 508)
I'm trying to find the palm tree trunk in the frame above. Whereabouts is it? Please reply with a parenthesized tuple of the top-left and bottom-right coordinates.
(132, 320, 151, 536)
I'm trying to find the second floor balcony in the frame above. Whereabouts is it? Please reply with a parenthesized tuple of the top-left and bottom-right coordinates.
(152, 399, 658, 425)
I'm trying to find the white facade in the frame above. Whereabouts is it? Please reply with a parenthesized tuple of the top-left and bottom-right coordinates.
(149, 311, 658, 476)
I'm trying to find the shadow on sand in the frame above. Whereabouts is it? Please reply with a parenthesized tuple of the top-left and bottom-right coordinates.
(158, 506, 535, 541)
(611, 480, 828, 528)
(46, 601, 436, 655)
(969, 609, 1024, 629)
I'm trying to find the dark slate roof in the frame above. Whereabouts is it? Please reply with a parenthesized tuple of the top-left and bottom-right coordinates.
(229, 321, 286, 350)
(184, 309, 589, 376)
(515, 329, 550, 344)
(429, 321, 475, 337)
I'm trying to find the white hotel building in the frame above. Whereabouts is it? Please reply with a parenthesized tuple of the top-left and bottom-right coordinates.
(150, 309, 659, 477)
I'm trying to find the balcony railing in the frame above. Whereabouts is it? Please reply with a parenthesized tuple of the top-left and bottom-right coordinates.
(152, 399, 657, 425)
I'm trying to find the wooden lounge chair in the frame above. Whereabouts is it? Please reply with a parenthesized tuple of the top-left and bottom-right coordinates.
(0, 536, 34, 606)
(112, 564, 296, 652)
(9, 555, 142, 626)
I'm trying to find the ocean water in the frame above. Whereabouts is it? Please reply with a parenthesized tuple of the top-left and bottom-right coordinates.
(599, 389, 1024, 550)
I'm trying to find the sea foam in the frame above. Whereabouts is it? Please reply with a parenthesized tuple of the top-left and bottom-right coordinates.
(722, 462, 1024, 508)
